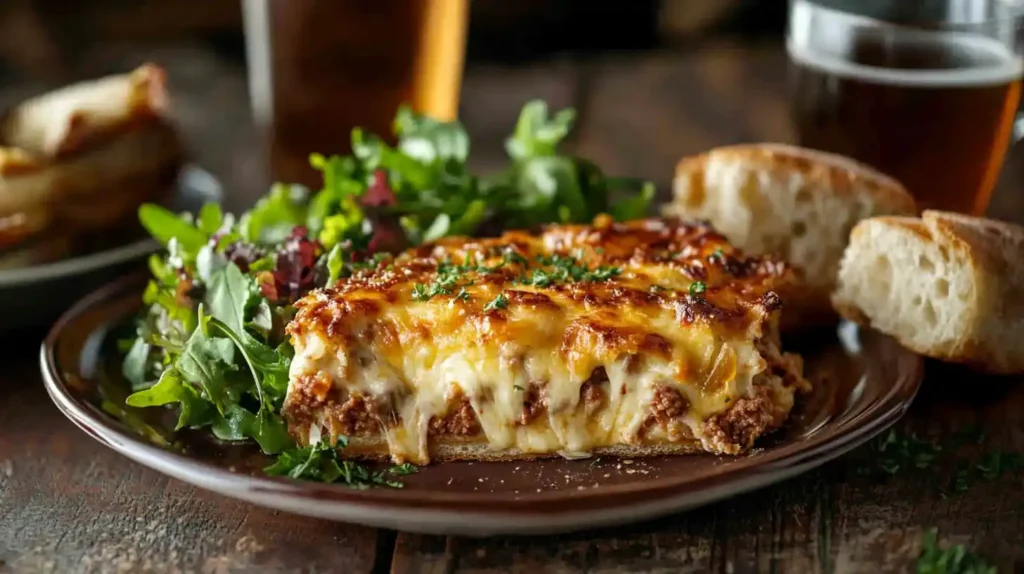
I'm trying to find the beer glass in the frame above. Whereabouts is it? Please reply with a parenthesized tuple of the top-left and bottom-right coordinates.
(243, 0, 469, 189)
(788, 0, 1024, 214)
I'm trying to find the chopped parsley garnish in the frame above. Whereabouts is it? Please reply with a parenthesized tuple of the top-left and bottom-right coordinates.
(855, 428, 1022, 496)
(950, 451, 1024, 493)
(916, 529, 996, 574)
(519, 253, 621, 286)
(689, 281, 707, 295)
(388, 462, 419, 476)
(502, 249, 529, 266)
(455, 287, 471, 301)
(513, 385, 525, 391)
(484, 292, 509, 311)
(858, 429, 942, 476)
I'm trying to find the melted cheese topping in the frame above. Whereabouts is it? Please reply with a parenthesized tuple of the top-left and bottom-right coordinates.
(285, 216, 797, 464)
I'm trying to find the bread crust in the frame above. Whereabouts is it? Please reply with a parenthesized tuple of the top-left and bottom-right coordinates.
(834, 210, 1024, 374)
(673, 144, 914, 211)
(666, 143, 917, 330)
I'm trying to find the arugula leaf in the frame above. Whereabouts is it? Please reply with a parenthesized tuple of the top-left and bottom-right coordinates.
(176, 322, 239, 411)
(308, 154, 365, 240)
(517, 156, 588, 223)
(421, 213, 451, 243)
(265, 437, 407, 488)
(265, 437, 345, 482)
(394, 104, 470, 164)
(125, 368, 214, 430)
(204, 263, 293, 401)
(609, 181, 656, 221)
(325, 244, 345, 286)
(122, 338, 152, 389)
(197, 203, 224, 235)
(505, 100, 576, 161)
(248, 299, 274, 339)
(205, 262, 258, 337)
(239, 183, 309, 245)
(195, 244, 229, 283)
(139, 203, 209, 253)
(211, 403, 292, 454)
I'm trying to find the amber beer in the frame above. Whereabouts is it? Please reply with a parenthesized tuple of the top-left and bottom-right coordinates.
(244, 0, 468, 189)
(788, 11, 1023, 215)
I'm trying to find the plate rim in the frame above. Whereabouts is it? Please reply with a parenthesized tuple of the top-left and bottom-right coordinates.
(40, 272, 925, 528)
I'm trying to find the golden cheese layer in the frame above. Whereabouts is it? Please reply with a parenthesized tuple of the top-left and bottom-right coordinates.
(284, 216, 808, 464)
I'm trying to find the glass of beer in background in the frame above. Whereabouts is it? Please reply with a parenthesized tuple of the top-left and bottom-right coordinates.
(788, 0, 1024, 215)
(243, 0, 468, 189)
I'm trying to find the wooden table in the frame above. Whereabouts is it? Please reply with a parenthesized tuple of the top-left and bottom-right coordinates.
(2, 41, 1024, 574)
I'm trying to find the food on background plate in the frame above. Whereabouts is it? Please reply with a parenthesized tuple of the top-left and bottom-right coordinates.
(833, 210, 1024, 374)
(0, 64, 183, 267)
(120, 101, 665, 480)
(665, 143, 917, 329)
(286, 216, 810, 464)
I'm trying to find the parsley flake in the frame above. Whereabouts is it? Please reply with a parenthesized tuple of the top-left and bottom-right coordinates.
(689, 281, 707, 295)
(411, 283, 431, 301)
(503, 249, 529, 266)
(388, 462, 419, 476)
(916, 529, 996, 574)
(484, 292, 509, 311)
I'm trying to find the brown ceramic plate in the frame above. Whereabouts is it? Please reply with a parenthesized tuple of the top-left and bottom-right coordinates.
(41, 273, 923, 536)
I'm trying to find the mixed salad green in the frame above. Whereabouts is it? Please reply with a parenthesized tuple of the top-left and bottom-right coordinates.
(118, 100, 654, 486)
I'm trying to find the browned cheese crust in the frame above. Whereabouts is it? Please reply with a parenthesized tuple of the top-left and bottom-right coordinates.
(284, 216, 812, 464)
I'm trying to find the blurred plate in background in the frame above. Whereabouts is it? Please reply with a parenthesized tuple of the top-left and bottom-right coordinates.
(0, 165, 221, 332)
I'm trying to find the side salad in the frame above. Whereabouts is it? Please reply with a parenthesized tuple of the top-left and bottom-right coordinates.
(118, 100, 654, 486)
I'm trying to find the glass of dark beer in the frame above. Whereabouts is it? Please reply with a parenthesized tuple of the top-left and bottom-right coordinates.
(243, 0, 468, 189)
(788, 0, 1024, 214)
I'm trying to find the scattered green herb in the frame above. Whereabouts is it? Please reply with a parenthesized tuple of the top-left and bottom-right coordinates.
(484, 293, 509, 311)
(265, 437, 406, 489)
(388, 462, 420, 476)
(916, 529, 996, 574)
(857, 428, 1022, 498)
(689, 281, 707, 295)
(950, 451, 1024, 493)
(513, 385, 525, 391)
(519, 253, 621, 286)
(858, 429, 942, 476)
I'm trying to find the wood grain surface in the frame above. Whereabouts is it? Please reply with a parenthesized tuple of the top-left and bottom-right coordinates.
(2, 40, 1024, 574)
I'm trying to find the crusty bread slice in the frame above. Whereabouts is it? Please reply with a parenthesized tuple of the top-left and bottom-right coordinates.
(0, 63, 169, 159)
(833, 210, 1024, 374)
(0, 63, 182, 263)
(664, 143, 917, 328)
